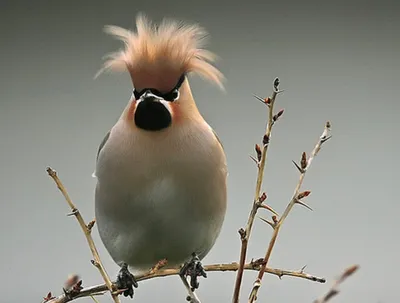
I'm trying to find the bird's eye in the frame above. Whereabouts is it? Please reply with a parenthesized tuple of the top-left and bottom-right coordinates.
(171, 89, 180, 101)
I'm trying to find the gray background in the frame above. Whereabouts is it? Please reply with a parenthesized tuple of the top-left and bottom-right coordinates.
(1, 0, 398, 302)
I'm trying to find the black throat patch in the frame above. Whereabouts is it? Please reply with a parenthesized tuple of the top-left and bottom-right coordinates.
(133, 74, 185, 131)
(134, 96, 172, 131)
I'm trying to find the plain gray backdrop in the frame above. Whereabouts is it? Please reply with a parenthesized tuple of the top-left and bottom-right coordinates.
(1, 0, 398, 302)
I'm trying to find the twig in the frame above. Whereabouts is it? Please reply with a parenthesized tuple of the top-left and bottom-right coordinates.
(46, 167, 120, 303)
(247, 121, 332, 303)
(313, 265, 359, 303)
(44, 261, 325, 303)
(232, 78, 284, 303)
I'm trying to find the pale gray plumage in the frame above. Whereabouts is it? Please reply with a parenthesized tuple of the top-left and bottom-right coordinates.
(94, 112, 227, 273)
(93, 14, 228, 283)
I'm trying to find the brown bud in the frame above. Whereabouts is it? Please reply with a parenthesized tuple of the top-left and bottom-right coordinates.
(255, 144, 262, 161)
(259, 192, 267, 202)
(301, 152, 307, 169)
(342, 264, 359, 279)
(151, 258, 168, 272)
(43, 292, 55, 302)
(297, 191, 311, 200)
(72, 280, 83, 293)
(272, 109, 284, 122)
(264, 97, 271, 104)
(272, 215, 278, 224)
(238, 228, 246, 239)
(263, 134, 269, 145)
(87, 219, 96, 231)
(91, 259, 100, 267)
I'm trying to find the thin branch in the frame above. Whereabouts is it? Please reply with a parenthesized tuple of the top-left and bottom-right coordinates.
(232, 78, 284, 303)
(44, 80, 336, 303)
(313, 265, 359, 303)
(247, 121, 332, 303)
(44, 261, 325, 303)
(46, 167, 120, 303)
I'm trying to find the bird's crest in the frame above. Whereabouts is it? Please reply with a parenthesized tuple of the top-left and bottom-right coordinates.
(96, 13, 224, 92)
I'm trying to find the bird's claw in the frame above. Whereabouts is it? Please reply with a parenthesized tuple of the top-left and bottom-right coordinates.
(179, 253, 207, 290)
(116, 263, 138, 298)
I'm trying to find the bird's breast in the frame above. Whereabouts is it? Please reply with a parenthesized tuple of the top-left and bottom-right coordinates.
(94, 120, 227, 271)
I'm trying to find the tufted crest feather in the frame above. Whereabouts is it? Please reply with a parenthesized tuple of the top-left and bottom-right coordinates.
(95, 13, 225, 90)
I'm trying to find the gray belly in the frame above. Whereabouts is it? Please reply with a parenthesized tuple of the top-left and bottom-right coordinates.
(95, 171, 225, 273)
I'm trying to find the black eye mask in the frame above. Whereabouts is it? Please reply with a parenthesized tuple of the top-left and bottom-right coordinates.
(133, 74, 186, 101)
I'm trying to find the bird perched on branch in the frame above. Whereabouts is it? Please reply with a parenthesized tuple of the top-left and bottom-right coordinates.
(93, 13, 227, 299)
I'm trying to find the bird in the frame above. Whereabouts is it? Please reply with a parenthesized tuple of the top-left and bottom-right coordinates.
(93, 13, 228, 299)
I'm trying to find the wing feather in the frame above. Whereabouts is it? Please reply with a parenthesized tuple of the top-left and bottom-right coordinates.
(92, 130, 111, 178)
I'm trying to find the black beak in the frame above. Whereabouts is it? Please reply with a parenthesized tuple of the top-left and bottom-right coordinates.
(134, 92, 172, 131)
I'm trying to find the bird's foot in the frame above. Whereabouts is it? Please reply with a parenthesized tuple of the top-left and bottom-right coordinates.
(179, 253, 207, 291)
(116, 263, 138, 298)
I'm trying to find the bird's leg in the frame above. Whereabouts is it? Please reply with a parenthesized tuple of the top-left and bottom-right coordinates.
(179, 274, 201, 303)
(179, 252, 207, 291)
(116, 262, 138, 298)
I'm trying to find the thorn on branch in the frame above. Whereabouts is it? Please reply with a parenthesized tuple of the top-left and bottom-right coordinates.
(259, 204, 278, 216)
(66, 209, 78, 217)
(296, 200, 313, 211)
(292, 160, 304, 173)
(249, 155, 259, 166)
(259, 216, 276, 229)
(253, 94, 271, 106)
(321, 135, 332, 144)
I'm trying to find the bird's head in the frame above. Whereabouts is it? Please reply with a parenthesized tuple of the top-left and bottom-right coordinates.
(96, 13, 225, 132)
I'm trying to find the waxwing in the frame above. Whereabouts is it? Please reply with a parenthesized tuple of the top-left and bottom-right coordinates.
(93, 13, 227, 299)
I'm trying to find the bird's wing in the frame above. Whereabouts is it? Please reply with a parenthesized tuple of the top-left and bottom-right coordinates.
(211, 127, 224, 150)
(92, 130, 111, 178)
(96, 130, 111, 161)
(212, 127, 229, 177)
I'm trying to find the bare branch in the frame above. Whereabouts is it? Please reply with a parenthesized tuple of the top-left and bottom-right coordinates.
(44, 262, 325, 303)
(232, 78, 284, 303)
(313, 265, 359, 303)
(248, 121, 332, 303)
(43, 79, 339, 303)
(46, 167, 120, 303)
